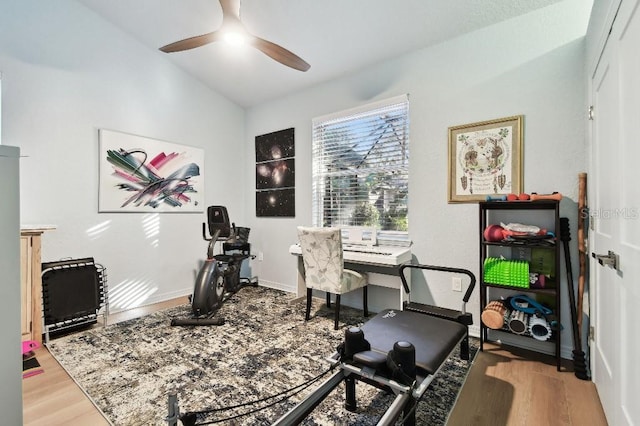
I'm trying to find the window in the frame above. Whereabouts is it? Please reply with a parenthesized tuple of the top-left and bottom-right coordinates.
(311, 95, 409, 237)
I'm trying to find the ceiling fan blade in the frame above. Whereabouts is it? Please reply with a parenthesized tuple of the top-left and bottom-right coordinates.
(249, 36, 310, 72)
(159, 31, 222, 53)
(160, 0, 311, 71)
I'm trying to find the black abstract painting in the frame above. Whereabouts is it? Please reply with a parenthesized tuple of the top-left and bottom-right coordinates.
(255, 128, 295, 217)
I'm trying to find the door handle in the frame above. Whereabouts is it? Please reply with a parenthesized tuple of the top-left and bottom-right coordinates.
(591, 250, 618, 269)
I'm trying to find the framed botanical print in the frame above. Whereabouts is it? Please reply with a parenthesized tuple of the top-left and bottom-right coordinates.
(448, 115, 523, 203)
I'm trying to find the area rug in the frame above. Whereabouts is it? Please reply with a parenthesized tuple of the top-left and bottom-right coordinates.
(47, 286, 478, 425)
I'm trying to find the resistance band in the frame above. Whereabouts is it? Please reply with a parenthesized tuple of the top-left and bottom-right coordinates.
(509, 295, 552, 316)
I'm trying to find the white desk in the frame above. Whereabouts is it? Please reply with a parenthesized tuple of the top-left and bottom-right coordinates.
(289, 243, 412, 309)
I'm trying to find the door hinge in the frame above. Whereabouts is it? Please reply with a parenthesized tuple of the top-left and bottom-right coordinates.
(588, 105, 594, 120)
(589, 325, 595, 341)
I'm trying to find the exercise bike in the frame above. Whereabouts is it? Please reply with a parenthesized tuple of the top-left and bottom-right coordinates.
(171, 206, 258, 327)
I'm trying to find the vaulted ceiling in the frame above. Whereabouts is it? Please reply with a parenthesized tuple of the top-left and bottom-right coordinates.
(78, 0, 571, 108)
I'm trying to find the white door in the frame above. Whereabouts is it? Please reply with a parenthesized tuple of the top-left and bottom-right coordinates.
(590, 0, 640, 424)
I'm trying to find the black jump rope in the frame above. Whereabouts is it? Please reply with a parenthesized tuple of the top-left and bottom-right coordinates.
(180, 341, 427, 425)
(179, 366, 332, 425)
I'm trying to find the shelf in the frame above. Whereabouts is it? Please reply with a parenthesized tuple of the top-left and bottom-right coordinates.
(482, 240, 556, 248)
(479, 200, 559, 210)
(481, 282, 557, 294)
(479, 200, 561, 370)
(486, 329, 556, 357)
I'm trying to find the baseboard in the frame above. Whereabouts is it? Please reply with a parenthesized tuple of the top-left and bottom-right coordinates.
(258, 279, 296, 294)
(106, 288, 192, 315)
(107, 281, 295, 316)
(560, 344, 576, 360)
(469, 324, 481, 338)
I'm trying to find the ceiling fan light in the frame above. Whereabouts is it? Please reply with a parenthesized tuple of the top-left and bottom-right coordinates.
(223, 31, 247, 46)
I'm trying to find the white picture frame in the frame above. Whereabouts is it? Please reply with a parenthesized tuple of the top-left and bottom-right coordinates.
(98, 129, 204, 213)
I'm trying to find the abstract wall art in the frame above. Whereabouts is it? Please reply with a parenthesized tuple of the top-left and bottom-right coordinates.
(98, 129, 204, 212)
(255, 128, 295, 217)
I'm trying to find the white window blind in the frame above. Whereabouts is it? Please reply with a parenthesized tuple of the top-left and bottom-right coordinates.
(311, 95, 410, 235)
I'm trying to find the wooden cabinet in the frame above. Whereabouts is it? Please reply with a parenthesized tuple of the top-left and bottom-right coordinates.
(479, 201, 561, 370)
(20, 236, 32, 340)
(20, 227, 54, 344)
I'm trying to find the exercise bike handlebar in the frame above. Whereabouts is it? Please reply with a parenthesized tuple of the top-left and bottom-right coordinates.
(202, 223, 224, 242)
(399, 263, 476, 303)
(203, 223, 223, 259)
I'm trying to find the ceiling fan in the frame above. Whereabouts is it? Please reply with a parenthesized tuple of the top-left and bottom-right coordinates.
(159, 0, 310, 72)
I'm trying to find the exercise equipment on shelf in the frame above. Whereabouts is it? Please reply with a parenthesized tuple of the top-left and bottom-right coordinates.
(528, 315, 553, 341)
(481, 300, 508, 329)
(483, 257, 529, 288)
(560, 216, 590, 380)
(481, 295, 555, 342)
(507, 309, 529, 334)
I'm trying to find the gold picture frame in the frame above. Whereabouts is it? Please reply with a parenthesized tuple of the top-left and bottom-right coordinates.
(448, 115, 523, 203)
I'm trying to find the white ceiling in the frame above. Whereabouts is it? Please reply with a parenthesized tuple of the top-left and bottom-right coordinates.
(78, 0, 568, 108)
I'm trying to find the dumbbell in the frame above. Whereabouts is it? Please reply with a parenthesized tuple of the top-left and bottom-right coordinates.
(507, 193, 530, 201)
(530, 192, 563, 201)
(485, 195, 507, 202)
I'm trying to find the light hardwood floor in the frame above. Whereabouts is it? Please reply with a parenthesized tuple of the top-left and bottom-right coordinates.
(22, 297, 188, 426)
(448, 343, 608, 425)
(23, 299, 608, 426)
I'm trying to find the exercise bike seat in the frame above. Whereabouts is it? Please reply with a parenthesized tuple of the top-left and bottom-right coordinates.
(223, 241, 251, 252)
(359, 309, 466, 378)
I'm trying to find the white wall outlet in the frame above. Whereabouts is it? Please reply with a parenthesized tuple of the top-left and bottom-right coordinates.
(452, 277, 462, 292)
(258, 251, 264, 261)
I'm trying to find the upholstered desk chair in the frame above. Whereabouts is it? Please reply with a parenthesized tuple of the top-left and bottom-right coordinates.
(297, 226, 368, 330)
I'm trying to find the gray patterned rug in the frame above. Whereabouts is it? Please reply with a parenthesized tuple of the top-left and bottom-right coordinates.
(47, 286, 477, 425)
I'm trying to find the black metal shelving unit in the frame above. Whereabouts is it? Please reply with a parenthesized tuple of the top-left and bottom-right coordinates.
(479, 200, 561, 370)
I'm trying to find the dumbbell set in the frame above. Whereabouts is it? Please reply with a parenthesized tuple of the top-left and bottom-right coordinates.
(485, 192, 563, 202)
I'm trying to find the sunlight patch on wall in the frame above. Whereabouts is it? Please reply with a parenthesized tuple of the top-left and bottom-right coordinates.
(142, 213, 160, 247)
(436, 0, 594, 90)
(109, 278, 158, 310)
(86, 220, 111, 240)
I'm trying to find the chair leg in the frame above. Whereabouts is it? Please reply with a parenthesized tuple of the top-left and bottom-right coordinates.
(363, 286, 369, 317)
(334, 294, 341, 330)
(326, 292, 331, 308)
(306, 288, 313, 321)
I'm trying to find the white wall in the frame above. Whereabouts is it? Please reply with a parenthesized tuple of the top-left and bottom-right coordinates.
(0, 1, 246, 312)
(246, 0, 591, 356)
(0, 0, 593, 361)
